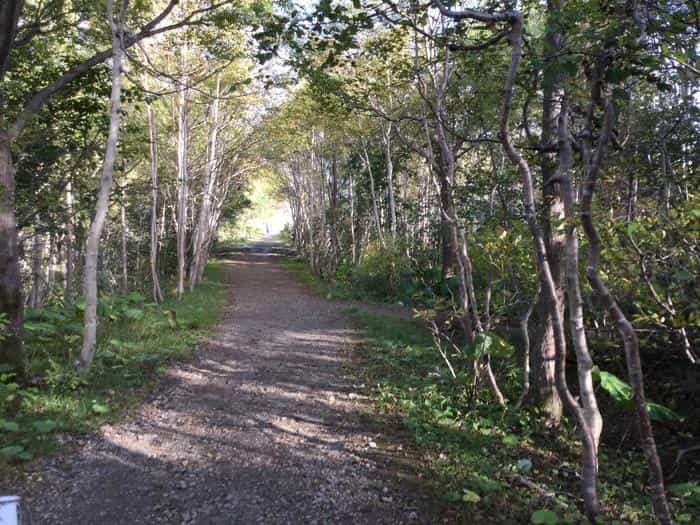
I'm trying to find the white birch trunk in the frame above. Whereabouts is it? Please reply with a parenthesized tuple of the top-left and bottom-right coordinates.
(79, 0, 126, 371)
(147, 102, 163, 302)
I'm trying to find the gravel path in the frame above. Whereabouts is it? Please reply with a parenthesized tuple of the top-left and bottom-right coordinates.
(13, 252, 436, 524)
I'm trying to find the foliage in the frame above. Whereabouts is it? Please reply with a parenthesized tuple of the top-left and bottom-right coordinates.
(345, 309, 693, 523)
(0, 262, 228, 463)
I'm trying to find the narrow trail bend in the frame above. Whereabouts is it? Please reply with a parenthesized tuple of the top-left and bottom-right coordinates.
(17, 250, 435, 524)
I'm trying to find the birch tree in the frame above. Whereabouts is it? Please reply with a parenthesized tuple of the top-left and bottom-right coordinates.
(79, 0, 127, 371)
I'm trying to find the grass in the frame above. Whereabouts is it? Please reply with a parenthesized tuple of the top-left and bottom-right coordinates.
(280, 257, 335, 297)
(280, 256, 384, 301)
(285, 258, 698, 525)
(0, 261, 229, 464)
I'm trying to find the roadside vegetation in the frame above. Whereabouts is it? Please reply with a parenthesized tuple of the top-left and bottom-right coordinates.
(284, 259, 699, 524)
(0, 262, 228, 464)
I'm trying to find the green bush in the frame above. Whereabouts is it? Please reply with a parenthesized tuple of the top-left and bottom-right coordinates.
(350, 241, 420, 302)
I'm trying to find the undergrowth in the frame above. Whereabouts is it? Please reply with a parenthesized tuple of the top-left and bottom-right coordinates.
(281, 257, 698, 524)
(347, 309, 698, 524)
(0, 261, 229, 464)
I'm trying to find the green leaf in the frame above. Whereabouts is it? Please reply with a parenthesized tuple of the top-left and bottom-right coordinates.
(91, 402, 110, 415)
(461, 489, 481, 503)
(597, 371, 632, 404)
(445, 490, 461, 502)
(646, 402, 682, 422)
(626, 222, 640, 234)
(473, 332, 493, 358)
(31, 420, 58, 433)
(123, 308, 144, 320)
(502, 434, 518, 447)
(126, 292, 145, 303)
(531, 509, 559, 525)
(0, 445, 25, 457)
(24, 321, 58, 334)
(596, 370, 681, 421)
(0, 420, 19, 432)
(667, 481, 700, 505)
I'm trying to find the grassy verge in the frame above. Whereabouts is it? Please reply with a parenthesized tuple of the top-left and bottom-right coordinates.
(0, 261, 229, 465)
(283, 258, 697, 524)
(279, 257, 334, 297)
(280, 256, 373, 301)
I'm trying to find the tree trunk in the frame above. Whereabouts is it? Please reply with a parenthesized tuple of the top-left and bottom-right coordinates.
(558, 99, 603, 450)
(30, 229, 44, 308)
(581, 99, 672, 525)
(437, 165, 455, 280)
(190, 74, 220, 290)
(175, 75, 189, 300)
(527, 0, 565, 423)
(349, 172, 357, 264)
(360, 136, 384, 247)
(119, 177, 128, 293)
(147, 102, 163, 302)
(78, 0, 127, 372)
(64, 178, 75, 305)
(0, 130, 26, 374)
(328, 155, 340, 272)
(383, 123, 397, 239)
(0, 2, 24, 371)
(497, 15, 599, 519)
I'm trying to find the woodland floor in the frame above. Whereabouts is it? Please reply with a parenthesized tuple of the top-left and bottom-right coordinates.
(10, 243, 440, 524)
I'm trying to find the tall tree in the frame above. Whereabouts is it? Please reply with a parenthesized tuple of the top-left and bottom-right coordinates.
(79, 0, 127, 371)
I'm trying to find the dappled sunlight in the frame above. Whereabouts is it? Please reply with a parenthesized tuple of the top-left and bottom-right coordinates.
(17, 250, 429, 523)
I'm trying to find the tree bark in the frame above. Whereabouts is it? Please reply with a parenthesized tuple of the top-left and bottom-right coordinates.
(0, 130, 26, 374)
(147, 102, 163, 303)
(360, 136, 384, 248)
(557, 99, 603, 450)
(527, 0, 565, 424)
(190, 73, 221, 290)
(581, 98, 672, 525)
(64, 178, 75, 305)
(175, 74, 189, 300)
(0, 0, 22, 85)
(349, 172, 357, 264)
(383, 123, 397, 239)
(78, 0, 127, 372)
(30, 229, 44, 308)
(119, 176, 128, 293)
(495, 13, 600, 519)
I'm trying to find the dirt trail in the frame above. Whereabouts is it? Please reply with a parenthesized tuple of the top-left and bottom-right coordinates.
(14, 251, 435, 524)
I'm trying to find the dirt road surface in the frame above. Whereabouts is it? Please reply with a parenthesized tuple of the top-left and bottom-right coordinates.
(13, 251, 438, 524)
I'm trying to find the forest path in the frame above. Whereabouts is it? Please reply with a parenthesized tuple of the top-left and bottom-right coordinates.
(18, 250, 434, 524)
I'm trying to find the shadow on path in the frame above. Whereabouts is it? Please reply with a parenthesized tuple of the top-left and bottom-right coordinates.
(15, 251, 437, 524)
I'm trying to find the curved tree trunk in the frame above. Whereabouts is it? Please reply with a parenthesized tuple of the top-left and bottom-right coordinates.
(496, 14, 600, 519)
(581, 98, 672, 525)
(79, 0, 127, 371)
(557, 99, 603, 451)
